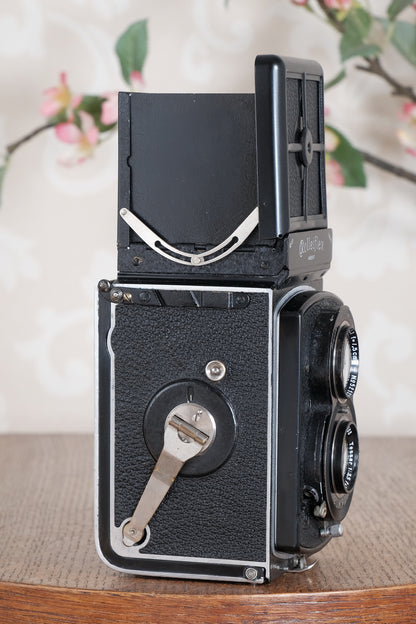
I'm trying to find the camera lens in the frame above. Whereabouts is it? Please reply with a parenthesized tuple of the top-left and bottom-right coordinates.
(332, 323, 359, 400)
(331, 420, 359, 494)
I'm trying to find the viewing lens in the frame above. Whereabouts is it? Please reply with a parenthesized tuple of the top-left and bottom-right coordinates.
(333, 324, 359, 400)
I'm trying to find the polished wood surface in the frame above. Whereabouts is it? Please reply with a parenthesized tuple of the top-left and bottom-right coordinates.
(0, 435, 415, 623)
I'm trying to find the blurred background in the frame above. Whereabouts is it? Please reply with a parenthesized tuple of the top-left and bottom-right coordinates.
(0, 0, 415, 435)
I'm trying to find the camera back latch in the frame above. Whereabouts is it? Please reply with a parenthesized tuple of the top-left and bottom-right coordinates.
(122, 403, 216, 547)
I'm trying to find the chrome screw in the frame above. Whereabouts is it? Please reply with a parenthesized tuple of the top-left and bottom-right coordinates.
(98, 279, 111, 292)
(244, 567, 258, 581)
(314, 501, 328, 519)
(110, 288, 124, 303)
(320, 523, 344, 538)
(205, 360, 226, 382)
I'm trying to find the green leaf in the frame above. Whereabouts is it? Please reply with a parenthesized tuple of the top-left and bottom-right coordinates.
(340, 7, 382, 61)
(78, 95, 104, 117)
(340, 41, 382, 60)
(379, 17, 416, 66)
(116, 19, 148, 85)
(325, 68, 346, 90)
(343, 6, 372, 41)
(391, 20, 416, 66)
(387, 0, 414, 20)
(326, 125, 366, 187)
(44, 110, 67, 126)
(74, 95, 117, 132)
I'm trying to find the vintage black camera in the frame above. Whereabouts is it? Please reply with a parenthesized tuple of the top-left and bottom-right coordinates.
(95, 55, 359, 584)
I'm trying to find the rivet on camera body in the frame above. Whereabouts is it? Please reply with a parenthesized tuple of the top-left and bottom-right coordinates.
(95, 54, 359, 584)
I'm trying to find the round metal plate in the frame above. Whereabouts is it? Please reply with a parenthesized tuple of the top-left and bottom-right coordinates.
(143, 380, 237, 477)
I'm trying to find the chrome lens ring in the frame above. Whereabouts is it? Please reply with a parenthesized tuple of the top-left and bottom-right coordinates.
(331, 419, 359, 495)
(333, 323, 359, 400)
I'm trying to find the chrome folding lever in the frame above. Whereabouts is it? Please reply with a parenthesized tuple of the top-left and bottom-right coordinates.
(119, 206, 259, 266)
(122, 405, 215, 546)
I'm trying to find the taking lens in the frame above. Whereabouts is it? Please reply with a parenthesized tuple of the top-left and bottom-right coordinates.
(331, 420, 359, 494)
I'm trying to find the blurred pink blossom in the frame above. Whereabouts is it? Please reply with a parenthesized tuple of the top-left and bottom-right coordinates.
(397, 102, 416, 158)
(398, 102, 416, 123)
(101, 92, 118, 125)
(397, 129, 416, 157)
(40, 72, 81, 119)
(130, 70, 145, 91)
(325, 127, 340, 152)
(326, 158, 345, 186)
(324, 0, 352, 9)
(55, 111, 99, 166)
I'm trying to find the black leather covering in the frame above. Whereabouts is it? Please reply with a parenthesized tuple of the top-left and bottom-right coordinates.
(110, 289, 270, 562)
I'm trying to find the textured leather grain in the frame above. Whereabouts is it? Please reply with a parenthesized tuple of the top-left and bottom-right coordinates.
(111, 291, 270, 562)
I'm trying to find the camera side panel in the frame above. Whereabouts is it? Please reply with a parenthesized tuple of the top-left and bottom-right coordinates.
(275, 291, 359, 556)
(96, 284, 273, 582)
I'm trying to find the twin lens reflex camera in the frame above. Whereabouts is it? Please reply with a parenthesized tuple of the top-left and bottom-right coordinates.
(95, 55, 360, 584)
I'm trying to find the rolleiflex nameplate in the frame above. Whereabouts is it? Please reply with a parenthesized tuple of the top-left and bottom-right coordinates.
(96, 55, 359, 584)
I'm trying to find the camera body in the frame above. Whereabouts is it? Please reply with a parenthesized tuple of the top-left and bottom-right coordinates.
(95, 55, 359, 583)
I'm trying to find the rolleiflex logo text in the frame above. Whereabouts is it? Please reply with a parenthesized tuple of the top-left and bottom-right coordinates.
(299, 235, 324, 258)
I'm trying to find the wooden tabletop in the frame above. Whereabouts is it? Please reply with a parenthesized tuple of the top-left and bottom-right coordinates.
(0, 435, 415, 623)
